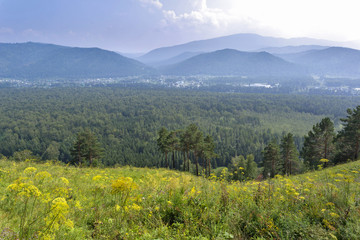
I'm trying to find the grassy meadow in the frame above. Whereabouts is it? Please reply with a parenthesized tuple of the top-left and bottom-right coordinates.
(0, 158, 359, 239)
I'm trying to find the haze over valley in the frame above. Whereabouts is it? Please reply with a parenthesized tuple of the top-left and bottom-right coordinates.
(1, 33, 360, 94)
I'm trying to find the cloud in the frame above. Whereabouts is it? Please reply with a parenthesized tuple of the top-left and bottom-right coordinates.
(138, 0, 163, 9)
(0, 27, 14, 34)
(158, 0, 260, 39)
(162, 0, 234, 28)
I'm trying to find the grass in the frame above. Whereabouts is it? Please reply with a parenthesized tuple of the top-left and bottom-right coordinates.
(0, 158, 359, 239)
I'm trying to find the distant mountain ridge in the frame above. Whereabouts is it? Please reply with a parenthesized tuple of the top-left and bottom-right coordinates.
(287, 47, 360, 77)
(161, 49, 307, 77)
(138, 33, 342, 64)
(0, 42, 154, 79)
(2, 35, 360, 81)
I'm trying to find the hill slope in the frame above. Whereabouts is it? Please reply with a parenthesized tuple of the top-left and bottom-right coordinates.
(0, 42, 154, 79)
(288, 47, 360, 77)
(161, 48, 307, 77)
(0, 158, 359, 239)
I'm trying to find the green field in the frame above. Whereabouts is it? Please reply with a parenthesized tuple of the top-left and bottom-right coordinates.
(0, 158, 359, 239)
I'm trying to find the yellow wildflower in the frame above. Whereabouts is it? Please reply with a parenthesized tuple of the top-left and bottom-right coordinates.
(60, 177, 69, 185)
(23, 167, 37, 175)
(35, 171, 52, 180)
(115, 204, 121, 212)
(131, 203, 141, 211)
(111, 177, 138, 194)
(92, 175, 102, 181)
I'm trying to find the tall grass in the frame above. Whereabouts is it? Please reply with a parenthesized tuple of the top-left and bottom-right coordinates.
(0, 158, 359, 239)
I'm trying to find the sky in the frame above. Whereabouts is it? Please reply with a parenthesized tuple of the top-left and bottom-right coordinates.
(0, 0, 359, 53)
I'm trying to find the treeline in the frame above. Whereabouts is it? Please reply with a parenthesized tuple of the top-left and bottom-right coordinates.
(262, 106, 360, 178)
(0, 87, 359, 168)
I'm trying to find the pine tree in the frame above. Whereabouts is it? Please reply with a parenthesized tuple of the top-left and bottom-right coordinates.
(245, 154, 257, 179)
(167, 130, 180, 169)
(262, 139, 281, 178)
(302, 117, 335, 168)
(201, 135, 217, 177)
(157, 127, 170, 168)
(280, 133, 299, 176)
(71, 129, 103, 167)
(335, 106, 360, 163)
(180, 124, 202, 173)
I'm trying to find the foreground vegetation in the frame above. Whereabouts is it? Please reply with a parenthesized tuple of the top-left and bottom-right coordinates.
(0, 158, 359, 239)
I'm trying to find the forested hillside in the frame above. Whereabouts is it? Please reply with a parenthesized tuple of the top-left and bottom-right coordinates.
(0, 87, 359, 168)
(0, 42, 154, 79)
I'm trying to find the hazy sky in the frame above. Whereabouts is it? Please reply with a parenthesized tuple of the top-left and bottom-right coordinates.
(0, 0, 359, 52)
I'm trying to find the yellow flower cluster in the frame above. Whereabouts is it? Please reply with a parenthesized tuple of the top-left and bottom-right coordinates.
(111, 177, 138, 194)
(35, 171, 52, 181)
(23, 167, 37, 175)
(45, 197, 72, 232)
(7, 178, 41, 198)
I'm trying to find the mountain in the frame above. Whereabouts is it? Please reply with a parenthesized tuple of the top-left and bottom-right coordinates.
(138, 33, 341, 64)
(150, 51, 204, 67)
(0, 42, 154, 79)
(259, 45, 328, 55)
(161, 49, 307, 77)
(287, 47, 360, 77)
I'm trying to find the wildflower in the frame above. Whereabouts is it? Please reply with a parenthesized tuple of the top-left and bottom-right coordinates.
(75, 200, 83, 211)
(131, 203, 141, 211)
(60, 177, 69, 185)
(35, 171, 52, 180)
(23, 167, 37, 175)
(51, 197, 69, 213)
(65, 219, 74, 229)
(320, 159, 329, 163)
(92, 175, 102, 181)
(45, 197, 71, 231)
(115, 204, 121, 212)
(330, 212, 340, 218)
(111, 177, 138, 194)
(7, 179, 41, 198)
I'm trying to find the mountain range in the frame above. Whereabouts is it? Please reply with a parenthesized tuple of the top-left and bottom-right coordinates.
(1, 33, 360, 80)
(138, 33, 341, 64)
(161, 49, 306, 77)
(0, 42, 153, 79)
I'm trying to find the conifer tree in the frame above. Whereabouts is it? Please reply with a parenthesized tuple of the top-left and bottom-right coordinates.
(71, 129, 103, 167)
(335, 106, 360, 163)
(167, 130, 180, 169)
(262, 139, 281, 178)
(245, 154, 258, 179)
(157, 127, 170, 168)
(201, 135, 217, 177)
(280, 133, 299, 176)
(302, 117, 335, 168)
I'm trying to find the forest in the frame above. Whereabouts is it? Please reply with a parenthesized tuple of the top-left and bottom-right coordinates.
(0, 87, 359, 170)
